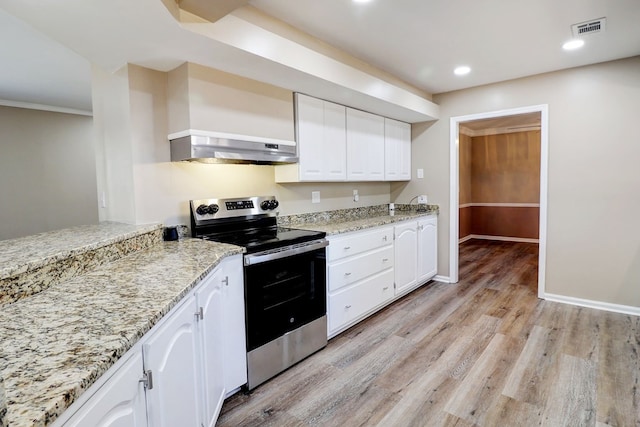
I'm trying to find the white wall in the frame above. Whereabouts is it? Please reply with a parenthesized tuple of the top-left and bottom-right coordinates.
(393, 56, 640, 308)
(92, 65, 136, 223)
(0, 106, 98, 240)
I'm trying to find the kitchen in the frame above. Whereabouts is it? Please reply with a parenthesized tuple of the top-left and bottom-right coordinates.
(1, 0, 640, 426)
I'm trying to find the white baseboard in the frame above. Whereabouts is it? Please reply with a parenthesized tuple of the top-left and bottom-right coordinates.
(433, 275, 451, 283)
(458, 235, 473, 244)
(544, 293, 640, 317)
(464, 234, 539, 244)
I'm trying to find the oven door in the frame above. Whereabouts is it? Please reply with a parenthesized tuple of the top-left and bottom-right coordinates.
(243, 240, 327, 352)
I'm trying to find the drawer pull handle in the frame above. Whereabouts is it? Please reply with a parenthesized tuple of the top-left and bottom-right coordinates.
(344, 272, 352, 276)
(382, 258, 389, 262)
(383, 236, 388, 241)
(344, 246, 351, 250)
(345, 305, 352, 309)
(383, 287, 389, 291)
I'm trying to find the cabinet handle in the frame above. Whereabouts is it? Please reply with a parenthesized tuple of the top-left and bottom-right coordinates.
(195, 307, 203, 320)
(383, 235, 388, 241)
(382, 258, 389, 262)
(139, 370, 154, 390)
(345, 305, 352, 309)
(222, 276, 229, 286)
(383, 286, 389, 291)
(344, 246, 351, 250)
(344, 272, 352, 276)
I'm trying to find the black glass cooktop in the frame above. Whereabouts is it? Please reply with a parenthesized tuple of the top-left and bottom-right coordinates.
(202, 226, 325, 253)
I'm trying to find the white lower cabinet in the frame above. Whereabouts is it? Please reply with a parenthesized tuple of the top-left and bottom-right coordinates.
(393, 221, 418, 295)
(64, 352, 147, 427)
(144, 294, 202, 427)
(60, 255, 246, 427)
(326, 217, 438, 338)
(418, 216, 438, 283)
(328, 269, 394, 333)
(327, 226, 394, 337)
(222, 264, 247, 396)
(393, 216, 438, 297)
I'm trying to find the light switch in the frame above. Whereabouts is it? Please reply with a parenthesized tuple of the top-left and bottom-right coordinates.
(312, 191, 321, 203)
(417, 168, 424, 179)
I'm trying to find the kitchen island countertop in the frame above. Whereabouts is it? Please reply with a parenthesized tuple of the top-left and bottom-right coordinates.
(0, 236, 242, 427)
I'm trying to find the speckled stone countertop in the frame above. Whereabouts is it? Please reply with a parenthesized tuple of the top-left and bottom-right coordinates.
(0, 238, 243, 427)
(279, 204, 439, 235)
(0, 222, 162, 307)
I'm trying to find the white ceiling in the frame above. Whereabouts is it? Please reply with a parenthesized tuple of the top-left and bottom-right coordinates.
(249, 0, 640, 94)
(0, 0, 638, 116)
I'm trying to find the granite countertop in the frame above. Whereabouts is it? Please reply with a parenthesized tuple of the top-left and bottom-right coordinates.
(280, 204, 439, 236)
(0, 223, 164, 307)
(0, 238, 243, 427)
(0, 222, 161, 281)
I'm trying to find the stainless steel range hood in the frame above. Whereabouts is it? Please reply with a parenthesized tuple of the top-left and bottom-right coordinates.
(169, 130, 298, 165)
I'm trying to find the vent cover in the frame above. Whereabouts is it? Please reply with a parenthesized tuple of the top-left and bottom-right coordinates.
(572, 17, 606, 37)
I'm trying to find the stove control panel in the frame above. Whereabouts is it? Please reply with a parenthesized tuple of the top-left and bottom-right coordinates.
(191, 196, 279, 222)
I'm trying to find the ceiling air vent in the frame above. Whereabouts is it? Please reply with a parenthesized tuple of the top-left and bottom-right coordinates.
(571, 17, 606, 37)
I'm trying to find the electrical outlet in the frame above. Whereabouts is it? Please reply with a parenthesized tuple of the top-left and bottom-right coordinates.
(418, 195, 428, 204)
(353, 189, 359, 202)
(312, 191, 320, 203)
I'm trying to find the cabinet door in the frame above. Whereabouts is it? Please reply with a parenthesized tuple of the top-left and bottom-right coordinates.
(64, 352, 147, 427)
(323, 100, 347, 180)
(384, 118, 411, 181)
(296, 94, 346, 182)
(195, 269, 226, 427)
(394, 221, 418, 295)
(296, 94, 325, 181)
(144, 298, 201, 427)
(346, 108, 385, 181)
(222, 256, 247, 394)
(418, 216, 438, 283)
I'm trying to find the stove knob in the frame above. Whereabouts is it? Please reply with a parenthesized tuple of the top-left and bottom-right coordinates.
(208, 204, 219, 214)
(196, 204, 209, 215)
(260, 200, 270, 211)
(269, 200, 279, 210)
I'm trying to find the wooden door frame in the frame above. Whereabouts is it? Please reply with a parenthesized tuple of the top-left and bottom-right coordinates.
(449, 105, 549, 298)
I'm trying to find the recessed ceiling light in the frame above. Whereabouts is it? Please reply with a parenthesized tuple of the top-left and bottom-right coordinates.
(454, 66, 471, 76)
(563, 39, 585, 50)
(353, 0, 373, 3)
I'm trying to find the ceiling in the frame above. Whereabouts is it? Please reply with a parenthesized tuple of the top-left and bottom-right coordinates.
(0, 0, 638, 117)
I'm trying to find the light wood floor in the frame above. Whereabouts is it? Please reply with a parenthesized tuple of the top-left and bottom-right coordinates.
(217, 240, 640, 427)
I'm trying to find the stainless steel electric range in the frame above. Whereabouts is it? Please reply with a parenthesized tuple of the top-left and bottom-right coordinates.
(190, 195, 328, 390)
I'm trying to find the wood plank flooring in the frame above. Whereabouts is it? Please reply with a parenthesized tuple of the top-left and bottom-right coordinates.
(217, 239, 640, 427)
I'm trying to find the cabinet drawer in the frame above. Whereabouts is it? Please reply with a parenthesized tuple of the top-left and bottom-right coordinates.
(328, 269, 394, 333)
(328, 226, 393, 261)
(328, 245, 393, 292)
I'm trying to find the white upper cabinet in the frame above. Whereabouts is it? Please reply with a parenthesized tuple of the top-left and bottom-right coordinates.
(346, 107, 385, 181)
(384, 118, 411, 181)
(277, 93, 412, 182)
(275, 93, 346, 182)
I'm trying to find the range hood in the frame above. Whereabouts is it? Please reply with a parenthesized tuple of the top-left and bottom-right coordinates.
(169, 130, 298, 165)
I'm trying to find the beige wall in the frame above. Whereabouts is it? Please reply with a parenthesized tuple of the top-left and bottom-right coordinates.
(393, 56, 640, 307)
(0, 106, 97, 240)
(124, 64, 390, 228)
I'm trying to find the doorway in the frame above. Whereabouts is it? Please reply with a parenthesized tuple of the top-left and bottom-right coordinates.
(449, 105, 548, 298)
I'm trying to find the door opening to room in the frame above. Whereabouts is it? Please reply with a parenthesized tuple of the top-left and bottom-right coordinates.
(449, 106, 548, 298)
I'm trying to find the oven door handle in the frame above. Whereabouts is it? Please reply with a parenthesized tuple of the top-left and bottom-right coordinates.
(244, 239, 328, 266)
